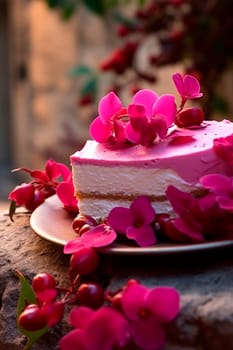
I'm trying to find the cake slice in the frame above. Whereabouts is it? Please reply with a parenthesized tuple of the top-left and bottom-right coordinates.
(71, 120, 233, 220)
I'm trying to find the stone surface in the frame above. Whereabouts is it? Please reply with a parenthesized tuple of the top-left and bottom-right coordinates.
(0, 203, 233, 350)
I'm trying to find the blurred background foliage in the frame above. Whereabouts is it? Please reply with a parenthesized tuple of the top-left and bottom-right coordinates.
(46, 0, 233, 118)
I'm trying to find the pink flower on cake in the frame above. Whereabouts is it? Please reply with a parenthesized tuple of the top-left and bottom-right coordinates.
(172, 73, 203, 102)
(107, 196, 156, 246)
(126, 90, 176, 145)
(60, 306, 130, 350)
(89, 88, 176, 147)
(89, 91, 127, 144)
(121, 280, 179, 350)
(213, 133, 233, 165)
(200, 174, 233, 212)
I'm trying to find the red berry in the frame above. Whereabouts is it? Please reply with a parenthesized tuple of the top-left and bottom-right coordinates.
(111, 292, 123, 311)
(72, 214, 97, 234)
(175, 107, 204, 127)
(32, 273, 56, 293)
(18, 304, 47, 331)
(77, 283, 104, 309)
(69, 247, 99, 276)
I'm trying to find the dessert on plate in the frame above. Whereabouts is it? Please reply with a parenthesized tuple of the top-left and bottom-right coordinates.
(70, 73, 233, 221)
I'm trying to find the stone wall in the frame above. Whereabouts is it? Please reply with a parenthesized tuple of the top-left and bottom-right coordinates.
(10, 0, 114, 170)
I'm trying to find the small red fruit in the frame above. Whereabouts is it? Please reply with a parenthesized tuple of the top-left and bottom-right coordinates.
(175, 107, 204, 127)
(69, 246, 99, 276)
(18, 304, 47, 331)
(72, 214, 97, 234)
(32, 273, 56, 293)
(77, 283, 104, 309)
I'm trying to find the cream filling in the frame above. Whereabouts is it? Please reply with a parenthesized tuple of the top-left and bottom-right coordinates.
(73, 165, 200, 219)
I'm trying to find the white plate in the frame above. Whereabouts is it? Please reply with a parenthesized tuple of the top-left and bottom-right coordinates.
(30, 195, 233, 255)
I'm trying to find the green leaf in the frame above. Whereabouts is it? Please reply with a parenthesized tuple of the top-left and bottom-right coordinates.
(9, 200, 16, 222)
(68, 65, 93, 78)
(82, 0, 106, 16)
(16, 271, 48, 350)
(81, 77, 97, 96)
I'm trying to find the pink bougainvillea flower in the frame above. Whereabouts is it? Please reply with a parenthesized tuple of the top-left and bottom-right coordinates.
(172, 73, 203, 101)
(64, 224, 117, 254)
(126, 91, 176, 145)
(9, 183, 45, 211)
(121, 281, 179, 350)
(213, 134, 233, 165)
(200, 174, 233, 212)
(165, 185, 204, 243)
(89, 91, 127, 143)
(90, 88, 176, 147)
(107, 196, 156, 246)
(165, 184, 233, 241)
(56, 177, 78, 215)
(60, 306, 130, 350)
(18, 159, 71, 185)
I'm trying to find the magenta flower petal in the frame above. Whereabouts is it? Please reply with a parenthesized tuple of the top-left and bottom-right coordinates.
(183, 74, 203, 98)
(121, 283, 148, 321)
(172, 217, 204, 243)
(56, 181, 78, 213)
(130, 196, 156, 224)
(63, 236, 84, 254)
(126, 225, 156, 247)
(86, 307, 130, 350)
(9, 183, 34, 206)
(146, 287, 180, 323)
(217, 196, 233, 211)
(113, 119, 126, 143)
(125, 123, 142, 144)
(150, 115, 168, 139)
(214, 134, 233, 165)
(69, 306, 94, 329)
(172, 73, 203, 100)
(128, 103, 147, 125)
(98, 91, 122, 123)
(60, 329, 87, 350)
(131, 316, 166, 350)
(200, 174, 231, 193)
(80, 224, 117, 248)
(107, 207, 134, 234)
(89, 116, 112, 142)
(172, 73, 184, 96)
(132, 89, 158, 117)
(45, 159, 71, 181)
(166, 185, 194, 219)
(152, 94, 176, 127)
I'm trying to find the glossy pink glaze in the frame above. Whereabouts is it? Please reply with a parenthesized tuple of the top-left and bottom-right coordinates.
(71, 120, 233, 184)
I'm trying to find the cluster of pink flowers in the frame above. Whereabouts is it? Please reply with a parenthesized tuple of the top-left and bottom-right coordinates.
(9, 159, 78, 218)
(89, 73, 203, 147)
(60, 279, 179, 350)
(17, 246, 180, 350)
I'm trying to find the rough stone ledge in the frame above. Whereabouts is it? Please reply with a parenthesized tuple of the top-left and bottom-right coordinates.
(0, 208, 233, 350)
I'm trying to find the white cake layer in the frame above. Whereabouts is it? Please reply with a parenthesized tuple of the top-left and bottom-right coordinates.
(73, 166, 200, 218)
(73, 166, 199, 197)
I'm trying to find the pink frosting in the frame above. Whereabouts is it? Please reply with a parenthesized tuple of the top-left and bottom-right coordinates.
(71, 120, 233, 184)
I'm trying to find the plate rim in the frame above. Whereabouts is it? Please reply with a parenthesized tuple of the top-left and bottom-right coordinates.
(30, 195, 233, 255)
